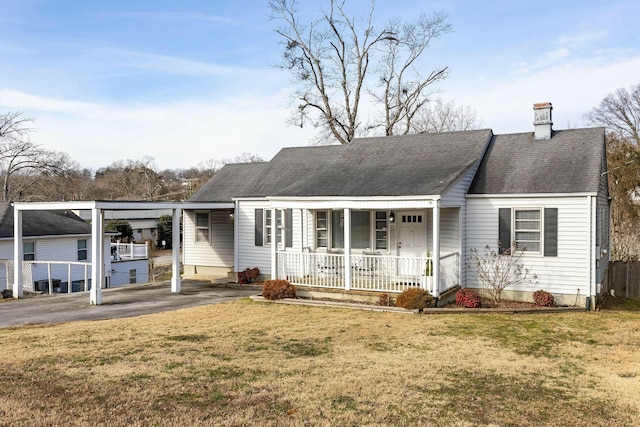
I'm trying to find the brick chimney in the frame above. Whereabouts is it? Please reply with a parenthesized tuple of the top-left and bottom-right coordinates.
(533, 102, 553, 140)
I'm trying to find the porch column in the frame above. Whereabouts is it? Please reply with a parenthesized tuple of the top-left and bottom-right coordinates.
(270, 208, 277, 280)
(171, 208, 182, 293)
(432, 201, 441, 298)
(90, 207, 103, 305)
(12, 207, 23, 298)
(343, 208, 351, 291)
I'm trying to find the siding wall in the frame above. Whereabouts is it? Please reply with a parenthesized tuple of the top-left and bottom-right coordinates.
(183, 209, 234, 269)
(466, 196, 592, 297)
(237, 201, 273, 274)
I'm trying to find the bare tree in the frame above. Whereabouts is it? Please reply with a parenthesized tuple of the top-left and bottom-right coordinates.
(469, 244, 538, 303)
(584, 84, 640, 146)
(0, 109, 72, 201)
(269, 0, 451, 144)
(410, 98, 483, 133)
(585, 84, 640, 260)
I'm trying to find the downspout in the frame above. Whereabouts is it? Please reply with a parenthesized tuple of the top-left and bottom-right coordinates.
(589, 196, 597, 310)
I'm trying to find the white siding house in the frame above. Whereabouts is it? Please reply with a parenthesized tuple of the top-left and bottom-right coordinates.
(182, 103, 609, 308)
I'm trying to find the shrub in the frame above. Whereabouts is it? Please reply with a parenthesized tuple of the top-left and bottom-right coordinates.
(378, 293, 394, 307)
(237, 267, 260, 284)
(455, 288, 481, 308)
(262, 280, 296, 300)
(533, 290, 555, 307)
(395, 287, 434, 310)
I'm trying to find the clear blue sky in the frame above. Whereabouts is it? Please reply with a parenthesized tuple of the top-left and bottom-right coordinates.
(1, 0, 638, 170)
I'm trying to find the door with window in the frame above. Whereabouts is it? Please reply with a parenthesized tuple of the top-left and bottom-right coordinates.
(397, 212, 427, 277)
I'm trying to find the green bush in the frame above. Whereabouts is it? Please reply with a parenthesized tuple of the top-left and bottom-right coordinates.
(262, 280, 296, 300)
(395, 287, 434, 310)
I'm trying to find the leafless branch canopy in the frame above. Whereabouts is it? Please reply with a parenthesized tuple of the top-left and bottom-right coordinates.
(584, 84, 640, 146)
(269, 0, 452, 144)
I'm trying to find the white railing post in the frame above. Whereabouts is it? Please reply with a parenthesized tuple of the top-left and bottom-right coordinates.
(84, 264, 89, 292)
(68, 263, 72, 293)
(47, 263, 53, 295)
(344, 208, 351, 291)
(432, 201, 441, 298)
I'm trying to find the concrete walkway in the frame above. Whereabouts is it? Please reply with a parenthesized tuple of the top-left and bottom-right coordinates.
(0, 281, 259, 327)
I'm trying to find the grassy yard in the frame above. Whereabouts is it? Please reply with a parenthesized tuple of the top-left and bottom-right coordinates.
(1, 299, 639, 426)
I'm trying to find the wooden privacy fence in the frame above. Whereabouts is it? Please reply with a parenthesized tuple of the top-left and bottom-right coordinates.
(608, 261, 640, 299)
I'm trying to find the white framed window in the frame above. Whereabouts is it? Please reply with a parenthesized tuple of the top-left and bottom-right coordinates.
(195, 211, 210, 243)
(314, 210, 388, 251)
(276, 210, 283, 246)
(23, 242, 35, 261)
(77, 239, 88, 261)
(316, 210, 328, 248)
(375, 211, 388, 250)
(265, 210, 272, 244)
(514, 209, 541, 252)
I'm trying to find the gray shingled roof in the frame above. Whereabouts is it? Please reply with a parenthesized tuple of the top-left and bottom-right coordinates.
(0, 202, 91, 238)
(190, 129, 493, 201)
(468, 128, 605, 194)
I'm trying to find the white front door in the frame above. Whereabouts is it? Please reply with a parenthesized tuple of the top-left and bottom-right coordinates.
(397, 212, 427, 257)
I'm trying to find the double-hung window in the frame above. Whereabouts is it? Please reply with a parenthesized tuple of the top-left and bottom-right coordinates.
(499, 207, 557, 256)
(77, 239, 88, 260)
(316, 211, 328, 248)
(195, 211, 210, 243)
(315, 210, 388, 251)
(514, 209, 541, 252)
(23, 242, 35, 261)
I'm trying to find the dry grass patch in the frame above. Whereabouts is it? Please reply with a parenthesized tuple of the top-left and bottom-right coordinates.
(0, 300, 639, 426)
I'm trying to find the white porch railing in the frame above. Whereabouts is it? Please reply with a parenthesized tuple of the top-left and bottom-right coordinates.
(276, 251, 460, 295)
(111, 242, 149, 261)
(1, 260, 92, 294)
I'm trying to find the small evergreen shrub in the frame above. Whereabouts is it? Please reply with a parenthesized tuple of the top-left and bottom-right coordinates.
(378, 293, 394, 307)
(533, 290, 555, 307)
(455, 288, 482, 308)
(237, 267, 260, 284)
(395, 287, 434, 310)
(262, 280, 296, 300)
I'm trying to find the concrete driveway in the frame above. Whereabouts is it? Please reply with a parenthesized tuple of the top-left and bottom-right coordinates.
(0, 281, 259, 327)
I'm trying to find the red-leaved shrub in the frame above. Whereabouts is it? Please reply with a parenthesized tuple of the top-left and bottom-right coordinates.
(395, 287, 434, 310)
(533, 290, 555, 307)
(262, 280, 296, 300)
(455, 288, 482, 308)
(237, 267, 260, 284)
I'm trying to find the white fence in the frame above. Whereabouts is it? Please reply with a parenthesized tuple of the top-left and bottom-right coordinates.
(276, 251, 460, 295)
(111, 242, 149, 261)
(1, 260, 92, 294)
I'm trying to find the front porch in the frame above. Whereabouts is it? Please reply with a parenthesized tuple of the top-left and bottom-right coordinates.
(277, 250, 460, 296)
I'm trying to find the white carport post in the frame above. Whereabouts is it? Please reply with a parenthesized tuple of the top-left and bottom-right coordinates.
(12, 207, 24, 298)
(432, 200, 441, 298)
(90, 207, 104, 305)
(343, 208, 351, 291)
(270, 208, 277, 279)
(171, 208, 181, 293)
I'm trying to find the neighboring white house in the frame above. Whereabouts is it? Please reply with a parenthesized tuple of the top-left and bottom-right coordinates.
(181, 103, 610, 308)
(73, 209, 172, 245)
(0, 202, 150, 293)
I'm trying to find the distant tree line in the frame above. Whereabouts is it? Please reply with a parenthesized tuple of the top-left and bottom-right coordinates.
(0, 109, 264, 203)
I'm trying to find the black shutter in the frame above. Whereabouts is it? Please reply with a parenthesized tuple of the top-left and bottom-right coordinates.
(498, 208, 511, 254)
(544, 208, 558, 257)
(285, 209, 293, 248)
(254, 209, 263, 246)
